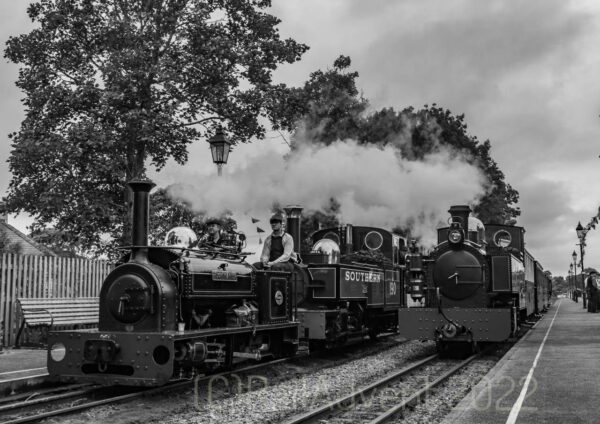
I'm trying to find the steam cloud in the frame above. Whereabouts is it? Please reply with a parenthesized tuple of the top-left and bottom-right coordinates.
(167, 138, 486, 250)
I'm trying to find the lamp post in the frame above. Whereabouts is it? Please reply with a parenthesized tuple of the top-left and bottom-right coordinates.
(208, 126, 231, 176)
(576, 221, 588, 308)
(572, 250, 578, 302)
(569, 264, 573, 299)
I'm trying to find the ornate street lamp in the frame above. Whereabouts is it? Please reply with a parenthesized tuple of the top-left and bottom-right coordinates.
(576, 221, 586, 240)
(572, 250, 578, 302)
(208, 126, 231, 176)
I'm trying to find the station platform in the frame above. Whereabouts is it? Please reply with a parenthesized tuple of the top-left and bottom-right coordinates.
(0, 348, 49, 394)
(443, 298, 598, 424)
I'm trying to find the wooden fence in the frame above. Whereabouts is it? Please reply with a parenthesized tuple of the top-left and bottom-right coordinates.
(0, 253, 112, 347)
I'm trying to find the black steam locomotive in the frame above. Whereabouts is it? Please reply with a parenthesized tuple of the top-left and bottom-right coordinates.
(398, 205, 552, 352)
(296, 224, 406, 347)
(47, 180, 407, 386)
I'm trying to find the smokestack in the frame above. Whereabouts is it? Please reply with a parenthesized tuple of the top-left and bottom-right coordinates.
(128, 179, 156, 262)
(284, 205, 303, 253)
(448, 205, 471, 230)
(345, 225, 353, 254)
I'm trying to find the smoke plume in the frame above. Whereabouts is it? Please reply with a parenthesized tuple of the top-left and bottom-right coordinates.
(167, 136, 486, 249)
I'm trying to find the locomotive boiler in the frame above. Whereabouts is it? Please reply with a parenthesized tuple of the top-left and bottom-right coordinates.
(47, 180, 298, 386)
(398, 205, 551, 352)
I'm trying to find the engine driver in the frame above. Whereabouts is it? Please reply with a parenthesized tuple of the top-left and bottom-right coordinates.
(253, 212, 297, 272)
(198, 218, 224, 246)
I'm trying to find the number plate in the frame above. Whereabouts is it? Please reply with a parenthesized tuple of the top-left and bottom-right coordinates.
(212, 270, 238, 282)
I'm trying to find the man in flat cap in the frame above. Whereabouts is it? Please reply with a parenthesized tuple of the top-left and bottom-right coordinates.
(198, 217, 224, 246)
(253, 211, 297, 272)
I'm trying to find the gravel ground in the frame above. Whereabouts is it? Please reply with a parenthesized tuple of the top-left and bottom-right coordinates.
(42, 336, 431, 424)
(390, 344, 512, 424)
(161, 340, 437, 424)
(40, 337, 516, 424)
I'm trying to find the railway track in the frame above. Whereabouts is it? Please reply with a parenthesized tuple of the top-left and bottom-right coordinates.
(0, 369, 49, 398)
(0, 335, 409, 423)
(0, 357, 293, 424)
(282, 353, 479, 424)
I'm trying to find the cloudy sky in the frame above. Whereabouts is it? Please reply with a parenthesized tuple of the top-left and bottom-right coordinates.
(1, 0, 600, 276)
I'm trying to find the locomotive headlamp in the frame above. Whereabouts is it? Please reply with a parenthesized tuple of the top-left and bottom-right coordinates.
(311, 238, 341, 264)
(448, 229, 463, 244)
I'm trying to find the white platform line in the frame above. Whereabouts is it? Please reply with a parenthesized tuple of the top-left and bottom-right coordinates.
(505, 299, 562, 424)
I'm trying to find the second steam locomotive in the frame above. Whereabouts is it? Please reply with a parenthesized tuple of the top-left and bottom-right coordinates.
(398, 205, 552, 352)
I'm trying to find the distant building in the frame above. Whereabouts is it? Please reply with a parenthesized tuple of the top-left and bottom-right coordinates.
(0, 203, 56, 256)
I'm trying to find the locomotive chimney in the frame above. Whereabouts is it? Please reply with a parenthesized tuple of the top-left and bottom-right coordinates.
(345, 225, 354, 255)
(448, 205, 471, 229)
(284, 205, 303, 253)
(128, 179, 156, 262)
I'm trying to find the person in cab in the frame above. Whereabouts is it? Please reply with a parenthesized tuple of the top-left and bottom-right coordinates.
(198, 218, 224, 246)
(253, 212, 297, 272)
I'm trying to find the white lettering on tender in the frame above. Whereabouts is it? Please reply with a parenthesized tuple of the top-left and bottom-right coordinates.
(344, 270, 381, 283)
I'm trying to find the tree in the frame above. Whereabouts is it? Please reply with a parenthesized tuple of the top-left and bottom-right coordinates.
(4, 0, 308, 255)
(29, 228, 80, 257)
(288, 55, 368, 146)
(551, 275, 567, 295)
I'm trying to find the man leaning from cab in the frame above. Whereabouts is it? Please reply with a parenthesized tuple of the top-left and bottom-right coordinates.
(254, 212, 297, 272)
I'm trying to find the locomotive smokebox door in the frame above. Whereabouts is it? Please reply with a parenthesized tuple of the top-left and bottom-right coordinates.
(256, 271, 291, 323)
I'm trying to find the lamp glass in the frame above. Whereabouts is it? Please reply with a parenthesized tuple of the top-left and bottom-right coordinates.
(576, 222, 584, 240)
(208, 128, 231, 165)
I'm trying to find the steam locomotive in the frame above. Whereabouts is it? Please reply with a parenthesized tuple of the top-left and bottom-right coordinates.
(47, 180, 407, 386)
(398, 205, 552, 352)
(296, 223, 406, 347)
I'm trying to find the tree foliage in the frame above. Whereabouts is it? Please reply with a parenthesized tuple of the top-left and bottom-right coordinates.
(289, 55, 368, 146)
(29, 228, 81, 257)
(4, 0, 308, 255)
(551, 275, 567, 295)
(0, 229, 22, 254)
